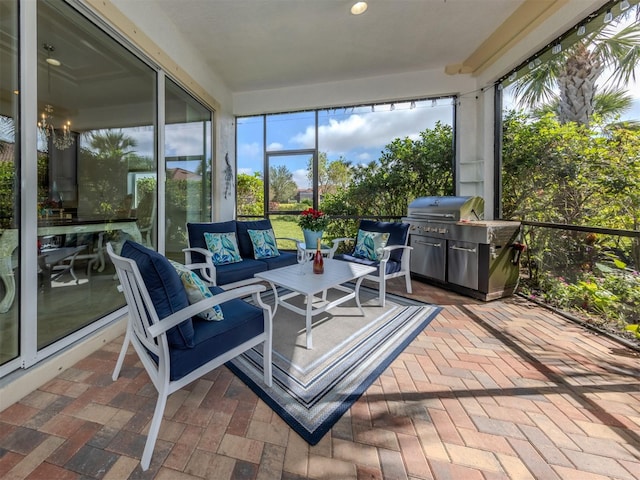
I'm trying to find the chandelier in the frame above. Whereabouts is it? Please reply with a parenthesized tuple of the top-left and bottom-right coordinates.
(39, 43, 74, 150)
(38, 104, 74, 150)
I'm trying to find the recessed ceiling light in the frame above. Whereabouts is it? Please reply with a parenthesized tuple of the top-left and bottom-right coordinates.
(351, 2, 368, 15)
(43, 43, 62, 67)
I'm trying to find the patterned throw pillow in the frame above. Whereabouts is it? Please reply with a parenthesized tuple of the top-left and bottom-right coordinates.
(353, 230, 391, 261)
(203, 231, 243, 265)
(169, 260, 224, 321)
(248, 228, 280, 259)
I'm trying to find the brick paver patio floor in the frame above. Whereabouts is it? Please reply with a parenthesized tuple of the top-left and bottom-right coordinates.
(0, 280, 638, 479)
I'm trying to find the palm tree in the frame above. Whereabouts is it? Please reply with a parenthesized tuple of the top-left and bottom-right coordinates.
(81, 130, 138, 217)
(86, 130, 137, 160)
(511, 6, 640, 126)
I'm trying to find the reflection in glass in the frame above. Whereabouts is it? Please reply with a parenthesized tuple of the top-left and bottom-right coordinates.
(0, 0, 19, 366)
(36, 0, 156, 349)
(164, 79, 212, 261)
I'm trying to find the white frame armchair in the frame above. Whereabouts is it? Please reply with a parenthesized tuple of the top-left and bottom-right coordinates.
(329, 221, 413, 307)
(108, 243, 272, 470)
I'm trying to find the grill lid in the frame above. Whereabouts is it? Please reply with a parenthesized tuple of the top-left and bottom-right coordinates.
(407, 196, 484, 221)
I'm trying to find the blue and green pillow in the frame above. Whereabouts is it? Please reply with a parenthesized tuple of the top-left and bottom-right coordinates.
(353, 230, 390, 261)
(203, 231, 243, 265)
(169, 260, 224, 321)
(248, 228, 280, 259)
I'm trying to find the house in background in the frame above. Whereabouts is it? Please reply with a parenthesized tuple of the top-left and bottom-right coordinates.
(296, 189, 313, 203)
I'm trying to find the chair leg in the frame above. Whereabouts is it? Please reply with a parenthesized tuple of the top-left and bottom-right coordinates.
(404, 272, 413, 294)
(69, 261, 78, 284)
(379, 279, 386, 307)
(263, 335, 273, 388)
(112, 326, 131, 381)
(140, 387, 168, 471)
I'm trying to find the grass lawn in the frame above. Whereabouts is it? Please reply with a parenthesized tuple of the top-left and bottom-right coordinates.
(270, 215, 337, 250)
(271, 216, 304, 250)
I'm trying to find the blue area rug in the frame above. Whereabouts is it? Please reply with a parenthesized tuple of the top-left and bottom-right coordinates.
(226, 285, 441, 444)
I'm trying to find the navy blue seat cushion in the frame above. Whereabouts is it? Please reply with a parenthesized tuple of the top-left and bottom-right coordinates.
(187, 221, 237, 264)
(334, 253, 402, 275)
(236, 220, 273, 259)
(260, 251, 297, 269)
(120, 240, 195, 349)
(215, 258, 267, 285)
(357, 220, 409, 263)
(167, 286, 265, 381)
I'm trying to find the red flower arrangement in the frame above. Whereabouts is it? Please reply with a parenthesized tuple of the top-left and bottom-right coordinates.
(298, 208, 329, 231)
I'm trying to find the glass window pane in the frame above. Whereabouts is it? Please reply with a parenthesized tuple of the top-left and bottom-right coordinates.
(267, 153, 312, 213)
(165, 78, 212, 261)
(0, 0, 19, 366)
(37, 0, 156, 349)
(266, 111, 316, 151)
(318, 100, 453, 168)
(237, 116, 264, 218)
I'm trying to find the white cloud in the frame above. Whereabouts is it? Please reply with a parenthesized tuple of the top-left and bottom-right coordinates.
(238, 167, 254, 176)
(126, 131, 154, 158)
(164, 125, 208, 157)
(267, 142, 284, 151)
(293, 168, 310, 189)
(291, 107, 451, 158)
(239, 141, 261, 159)
(356, 152, 372, 162)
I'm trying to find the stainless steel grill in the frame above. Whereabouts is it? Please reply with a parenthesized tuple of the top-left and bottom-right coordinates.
(402, 196, 522, 301)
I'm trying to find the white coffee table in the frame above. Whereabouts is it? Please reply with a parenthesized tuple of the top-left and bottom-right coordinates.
(255, 258, 377, 349)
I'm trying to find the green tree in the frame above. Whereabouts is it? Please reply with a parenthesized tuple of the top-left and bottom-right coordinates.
(269, 165, 297, 203)
(594, 126, 640, 266)
(501, 110, 640, 278)
(79, 129, 138, 217)
(237, 172, 264, 216)
(322, 122, 453, 220)
(511, 6, 640, 126)
(502, 111, 613, 224)
(308, 153, 353, 196)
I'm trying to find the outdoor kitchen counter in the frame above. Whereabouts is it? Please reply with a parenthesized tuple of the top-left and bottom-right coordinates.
(403, 196, 522, 301)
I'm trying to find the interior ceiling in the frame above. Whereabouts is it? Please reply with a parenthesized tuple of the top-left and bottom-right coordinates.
(145, 0, 538, 92)
(31, 0, 571, 131)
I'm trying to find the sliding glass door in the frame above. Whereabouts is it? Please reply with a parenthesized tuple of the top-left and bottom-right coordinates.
(35, 0, 157, 348)
(0, 0, 19, 367)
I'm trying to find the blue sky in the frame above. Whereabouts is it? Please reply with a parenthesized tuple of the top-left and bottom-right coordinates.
(237, 99, 455, 189)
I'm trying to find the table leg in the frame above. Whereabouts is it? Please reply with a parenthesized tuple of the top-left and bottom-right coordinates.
(305, 293, 313, 349)
(268, 281, 278, 317)
(354, 276, 367, 316)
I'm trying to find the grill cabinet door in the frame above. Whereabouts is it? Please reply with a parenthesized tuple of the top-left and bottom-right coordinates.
(410, 235, 446, 281)
(447, 240, 479, 290)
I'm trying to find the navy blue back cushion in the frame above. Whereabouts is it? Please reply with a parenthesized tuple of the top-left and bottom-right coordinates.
(187, 221, 237, 264)
(236, 220, 273, 258)
(120, 240, 195, 349)
(357, 220, 409, 263)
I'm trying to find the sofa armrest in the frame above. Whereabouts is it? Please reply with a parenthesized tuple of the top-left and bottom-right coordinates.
(328, 237, 355, 257)
(274, 236, 300, 250)
(380, 244, 413, 267)
(183, 247, 217, 285)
